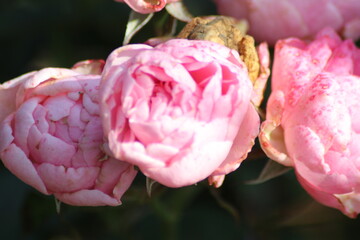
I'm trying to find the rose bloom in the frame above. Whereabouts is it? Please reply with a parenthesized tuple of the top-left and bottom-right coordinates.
(260, 28, 360, 217)
(100, 39, 262, 188)
(115, 0, 179, 14)
(0, 60, 137, 206)
(214, 0, 360, 45)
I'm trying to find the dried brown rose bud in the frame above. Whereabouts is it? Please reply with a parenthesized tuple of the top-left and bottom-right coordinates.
(238, 35, 259, 84)
(177, 16, 260, 84)
(177, 16, 244, 51)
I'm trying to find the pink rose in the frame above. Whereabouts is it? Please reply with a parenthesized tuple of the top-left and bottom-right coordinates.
(214, 0, 360, 45)
(100, 39, 260, 188)
(0, 60, 137, 206)
(259, 28, 360, 217)
(115, 0, 179, 14)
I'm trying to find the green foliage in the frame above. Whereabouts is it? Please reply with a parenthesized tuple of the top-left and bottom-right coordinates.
(123, 11, 154, 45)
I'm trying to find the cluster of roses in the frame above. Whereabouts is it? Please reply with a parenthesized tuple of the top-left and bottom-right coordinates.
(1, 0, 360, 219)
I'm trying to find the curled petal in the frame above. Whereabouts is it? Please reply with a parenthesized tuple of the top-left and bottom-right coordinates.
(210, 104, 260, 177)
(1, 143, 48, 194)
(0, 71, 36, 122)
(72, 59, 105, 75)
(251, 42, 270, 107)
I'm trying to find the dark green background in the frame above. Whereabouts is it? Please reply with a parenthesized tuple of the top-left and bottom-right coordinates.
(1, 0, 360, 239)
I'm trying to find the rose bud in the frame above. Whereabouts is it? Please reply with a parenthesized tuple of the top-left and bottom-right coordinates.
(115, 0, 179, 14)
(100, 39, 261, 188)
(214, 0, 360, 45)
(259, 28, 360, 217)
(0, 60, 137, 206)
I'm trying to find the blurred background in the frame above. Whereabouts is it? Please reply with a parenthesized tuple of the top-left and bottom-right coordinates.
(1, 0, 360, 239)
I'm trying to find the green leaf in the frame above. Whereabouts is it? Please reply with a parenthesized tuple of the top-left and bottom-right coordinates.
(123, 11, 154, 45)
(155, 13, 178, 37)
(209, 188, 240, 222)
(246, 159, 292, 185)
(165, 1, 193, 22)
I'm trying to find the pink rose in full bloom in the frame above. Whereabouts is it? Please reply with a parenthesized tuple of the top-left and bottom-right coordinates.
(100, 39, 261, 188)
(259, 28, 360, 217)
(214, 0, 360, 45)
(0, 60, 137, 206)
(115, 0, 179, 14)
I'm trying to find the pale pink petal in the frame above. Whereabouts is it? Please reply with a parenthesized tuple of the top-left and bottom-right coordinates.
(43, 95, 75, 121)
(211, 104, 260, 177)
(55, 189, 121, 206)
(72, 59, 105, 75)
(335, 192, 360, 218)
(27, 75, 83, 99)
(252, 42, 270, 107)
(37, 133, 76, 166)
(37, 164, 100, 193)
(1, 143, 48, 194)
(215, 0, 360, 44)
(13, 98, 40, 155)
(297, 173, 351, 217)
(248, 0, 307, 44)
(112, 161, 138, 200)
(143, 141, 233, 187)
(0, 71, 36, 122)
(95, 158, 137, 196)
(0, 115, 15, 152)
